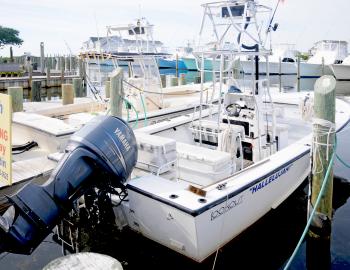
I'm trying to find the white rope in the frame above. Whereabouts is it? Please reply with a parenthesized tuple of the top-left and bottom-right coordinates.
(211, 192, 229, 270)
(312, 118, 336, 174)
(299, 95, 313, 122)
(218, 126, 238, 174)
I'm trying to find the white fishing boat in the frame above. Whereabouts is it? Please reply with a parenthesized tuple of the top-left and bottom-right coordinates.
(106, 2, 350, 262)
(1, 0, 350, 263)
(330, 55, 350, 80)
(81, 17, 177, 69)
(304, 40, 348, 77)
(239, 43, 298, 75)
(240, 39, 348, 78)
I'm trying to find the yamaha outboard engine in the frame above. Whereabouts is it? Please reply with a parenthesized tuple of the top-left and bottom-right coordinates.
(0, 116, 137, 254)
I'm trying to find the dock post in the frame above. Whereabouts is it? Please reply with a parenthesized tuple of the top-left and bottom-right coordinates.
(297, 56, 301, 92)
(28, 63, 33, 89)
(308, 75, 336, 239)
(278, 57, 282, 76)
(179, 74, 186, 85)
(65, 56, 70, 71)
(51, 55, 55, 70)
(176, 54, 179, 78)
(60, 56, 65, 83)
(160, 74, 166, 88)
(62, 84, 74, 105)
(109, 68, 124, 117)
(69, 55, 72, 72)
(78, 58, 86, 96)
(73, 78, 83, 98)
(40, 42, 45, 74)
(7, 86, 23, 112)
(31, 80, 42, 102)
(170, 76, 179, 87)
(78, 58, 84, 79)
(10, 46, 13, 63)
(105, 81, 111, 99)
(46, 67, 51, 87)
(322, 57, 325, 76)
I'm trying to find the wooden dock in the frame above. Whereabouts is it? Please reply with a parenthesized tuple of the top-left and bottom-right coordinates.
(0, 74, 81, 90)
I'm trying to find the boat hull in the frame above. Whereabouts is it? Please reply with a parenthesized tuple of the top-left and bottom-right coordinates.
(182, 57, 219, 71)
(157, 58, 186, 69)
(330, 64, 350, 80)
(125, 146, 310, 262)
(299, 62, 333, 78)
(239, 60, 333, 78)
(239, 60, 296, 75)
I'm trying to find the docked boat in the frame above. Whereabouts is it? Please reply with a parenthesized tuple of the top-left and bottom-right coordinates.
(0, 112, 77, 207)
(80, 50, 221, 130)
(2, 0, 350, 263)
(330, 55, 350, 80)
(240, 40, 348, 78)
(305, 40, 348, 77)
(81, 17, 184, 70)
(239, 43, 298, 75)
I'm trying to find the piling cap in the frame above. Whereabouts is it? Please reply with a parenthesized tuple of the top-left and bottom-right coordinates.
(43, 252, 123, 270)
(314, 75, 336, 95)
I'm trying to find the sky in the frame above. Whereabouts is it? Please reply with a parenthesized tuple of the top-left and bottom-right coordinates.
(0, 0, 349, 57)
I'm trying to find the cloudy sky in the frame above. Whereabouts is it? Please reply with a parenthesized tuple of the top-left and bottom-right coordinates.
(0, 0, 349, 56)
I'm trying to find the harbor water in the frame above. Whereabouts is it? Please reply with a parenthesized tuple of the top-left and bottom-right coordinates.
(1, 75, 350, 270)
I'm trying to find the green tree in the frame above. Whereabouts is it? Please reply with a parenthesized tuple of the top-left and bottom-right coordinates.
(0, 26, 23, 48)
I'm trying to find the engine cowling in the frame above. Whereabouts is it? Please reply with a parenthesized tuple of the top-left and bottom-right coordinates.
(0, 116, 137, 254)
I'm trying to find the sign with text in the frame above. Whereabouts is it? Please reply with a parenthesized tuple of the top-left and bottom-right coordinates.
(0, 93, 12, 185)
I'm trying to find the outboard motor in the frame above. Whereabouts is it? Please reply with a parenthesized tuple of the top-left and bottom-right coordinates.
(0, 116, 137, 254)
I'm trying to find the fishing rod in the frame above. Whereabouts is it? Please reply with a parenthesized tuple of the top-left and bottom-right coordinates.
(267, 0, 283, 33)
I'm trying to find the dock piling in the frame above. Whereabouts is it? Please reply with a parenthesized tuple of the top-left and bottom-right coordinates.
(7, 86, 23, 112)
(309, 75, 336, 239)
(31, 81, 41, 102)
(179, 75, 186, 86)
(40, 42, 45, 74)
(170, 76, 179, 87)
(297, 56, 301, 92)
(160, 75, 166, 88)
(62, 84, 74, 105)
(176, 54, 179, 78)
(105, 81, 111, 99)
(109, 68, 124, 117)
(322, 57, 325, 76)
(73, 78, 83, 98)
(279, 57, 282, 76)
(46, 67, 51, 87)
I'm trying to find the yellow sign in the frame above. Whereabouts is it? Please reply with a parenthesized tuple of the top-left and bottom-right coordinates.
(0, 93, 12, 185)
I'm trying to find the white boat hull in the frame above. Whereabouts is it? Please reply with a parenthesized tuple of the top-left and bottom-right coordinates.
(299, 62, 333, 78)
(330, 64, 350, 80)
(240, 60, 333, 78)
(240, 60, 296, 75)
(125, 144, 310, 262)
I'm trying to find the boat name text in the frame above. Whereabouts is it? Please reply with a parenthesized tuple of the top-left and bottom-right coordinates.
(249, 164, 293, 194)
